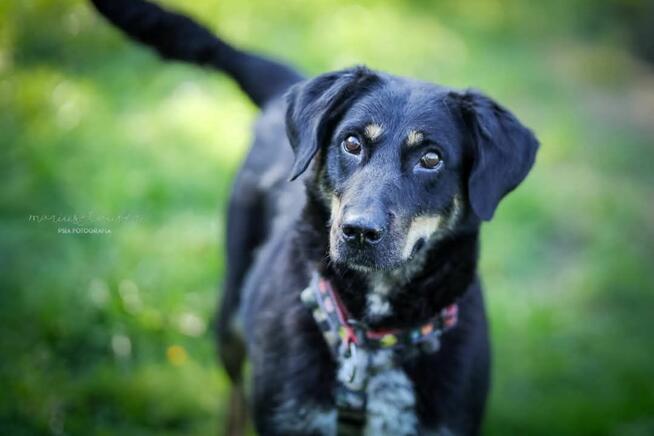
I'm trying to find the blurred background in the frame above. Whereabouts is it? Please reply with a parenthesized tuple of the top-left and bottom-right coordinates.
(2, 0, 654, 434)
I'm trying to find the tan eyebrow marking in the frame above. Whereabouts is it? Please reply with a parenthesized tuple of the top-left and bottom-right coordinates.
(364, 123, 383, 141)
(406, 130, 424, 147)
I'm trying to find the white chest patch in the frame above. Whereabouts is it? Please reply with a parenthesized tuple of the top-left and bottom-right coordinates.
(366, 292, 392, 317)
(277, 350, 418, 435)
(365, 273, 394, 318)
(336, 347, 418, 435)
(365, 361, 418, 435)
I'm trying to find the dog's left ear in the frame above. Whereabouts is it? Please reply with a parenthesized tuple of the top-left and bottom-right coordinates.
(285, 66, 380, 180)
(457, 90, 540, 221)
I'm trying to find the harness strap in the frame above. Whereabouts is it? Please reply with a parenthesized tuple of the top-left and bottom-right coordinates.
(300, 272, 459, 435)
(336, 401, 366, 436)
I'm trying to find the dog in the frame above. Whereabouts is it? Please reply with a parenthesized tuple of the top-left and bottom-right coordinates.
(91, 1, 539, 434)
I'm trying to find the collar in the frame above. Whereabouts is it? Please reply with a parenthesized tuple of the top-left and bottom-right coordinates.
(300, 272, 459, 359)
(301, 272, 459, 432)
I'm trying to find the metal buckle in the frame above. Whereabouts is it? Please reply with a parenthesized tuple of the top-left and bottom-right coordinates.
(339, 340, 367, 391)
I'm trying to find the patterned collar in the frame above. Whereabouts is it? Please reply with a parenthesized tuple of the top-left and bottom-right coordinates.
(300, 272, 459, 359)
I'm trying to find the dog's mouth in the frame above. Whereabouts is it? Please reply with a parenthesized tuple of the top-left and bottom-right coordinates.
(330, 242, 389, 272)
(329, 217, 434, 271)
(330, 235, 426, 272)
(335, 245, 427, 273)
(341, 253, 396, 272)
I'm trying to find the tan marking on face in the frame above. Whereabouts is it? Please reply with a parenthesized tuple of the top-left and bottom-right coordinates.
(447, 194, 463, 229)
(329, 196, 342, 260)
(406, 130, 424, 147)
(401, 215, 442, 259)
(364, 123, 383, 141)
(330, 195, 341, 223)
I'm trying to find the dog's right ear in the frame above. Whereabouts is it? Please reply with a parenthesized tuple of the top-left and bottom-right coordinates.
(285, 66, 380, 181)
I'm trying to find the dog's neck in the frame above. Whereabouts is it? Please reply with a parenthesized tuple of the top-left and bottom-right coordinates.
(295, 188, 479, 330)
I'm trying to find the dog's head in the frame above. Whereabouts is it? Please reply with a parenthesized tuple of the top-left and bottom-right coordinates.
(286, 66, 539, 271)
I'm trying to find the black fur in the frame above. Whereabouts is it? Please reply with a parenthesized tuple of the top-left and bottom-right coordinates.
(90, 1, 539, 434)
(90, 0, 302, 107)
(460, 91, 539, 220)
(286, 67, 381, 180)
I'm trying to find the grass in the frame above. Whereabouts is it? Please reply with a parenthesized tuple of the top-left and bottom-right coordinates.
(1, 0, 653, 434)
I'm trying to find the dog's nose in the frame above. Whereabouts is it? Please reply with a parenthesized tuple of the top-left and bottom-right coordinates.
(341, 215, 385, 244)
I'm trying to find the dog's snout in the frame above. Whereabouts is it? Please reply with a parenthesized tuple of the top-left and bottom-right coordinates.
(341, 214, 385, 245)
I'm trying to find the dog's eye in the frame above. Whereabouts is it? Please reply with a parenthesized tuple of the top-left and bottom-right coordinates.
(342, 135, 362, 155)
(419, 151, 442, 169)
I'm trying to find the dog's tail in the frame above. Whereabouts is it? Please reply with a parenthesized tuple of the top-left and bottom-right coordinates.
(90, 0, 303, 108)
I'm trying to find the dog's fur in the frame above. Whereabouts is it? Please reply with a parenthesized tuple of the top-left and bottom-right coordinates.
(91, 1, 539, 434)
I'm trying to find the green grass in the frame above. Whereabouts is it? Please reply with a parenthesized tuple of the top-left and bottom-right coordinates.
(2, 0, 653, 434)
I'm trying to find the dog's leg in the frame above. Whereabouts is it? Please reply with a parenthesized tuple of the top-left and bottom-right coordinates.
(215, 168, 269, 434)
(216, 169, 266, 376)
(225, 382, 248, 436)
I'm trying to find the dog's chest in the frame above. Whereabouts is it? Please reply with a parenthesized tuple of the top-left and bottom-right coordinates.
(275, 349, 419, 435)
(361, 353, 419, 436)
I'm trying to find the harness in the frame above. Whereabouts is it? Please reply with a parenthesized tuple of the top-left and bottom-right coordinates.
(300, 273, 459, 435)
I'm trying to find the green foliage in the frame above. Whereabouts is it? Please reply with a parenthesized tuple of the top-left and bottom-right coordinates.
(1, 0, 653, 434)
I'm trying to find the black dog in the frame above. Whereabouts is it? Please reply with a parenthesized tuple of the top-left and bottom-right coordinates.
(91, 1, 539, 434)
